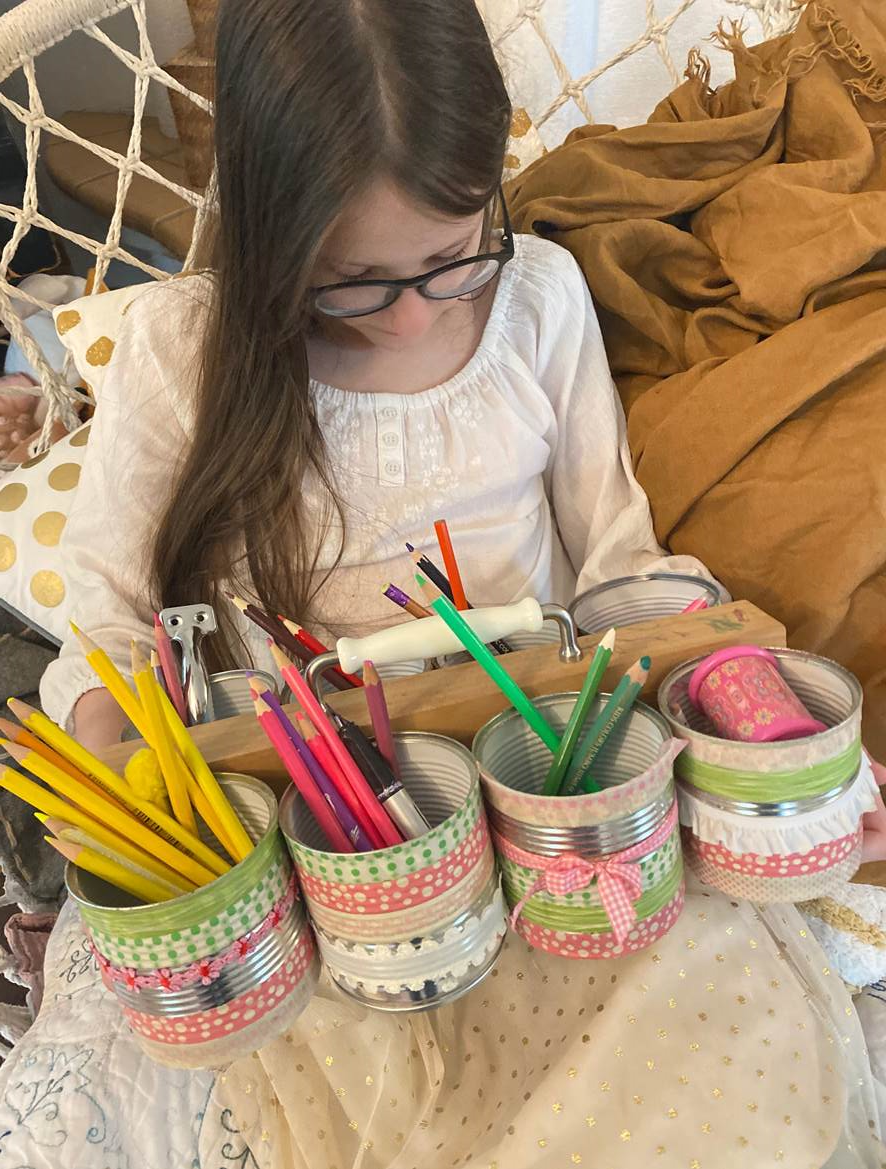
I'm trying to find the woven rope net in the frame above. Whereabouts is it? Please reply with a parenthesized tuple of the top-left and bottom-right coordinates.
(0, 0, 798, 444)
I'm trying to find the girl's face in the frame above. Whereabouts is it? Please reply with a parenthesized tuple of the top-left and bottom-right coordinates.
(312, 179, 486, 352)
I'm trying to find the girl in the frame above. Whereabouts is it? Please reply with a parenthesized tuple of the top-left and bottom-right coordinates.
(37, 0, 882, 1165)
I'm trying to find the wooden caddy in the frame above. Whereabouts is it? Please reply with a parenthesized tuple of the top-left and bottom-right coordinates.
(102, 601, 785, 800)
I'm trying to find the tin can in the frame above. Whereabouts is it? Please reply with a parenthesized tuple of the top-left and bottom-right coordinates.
(473, 695, 685, 959)
(280, 732, 507, 1011)
(208, 669, 278, 721)
(67, 775, 319, 1068)
(570, 573, 724, 635)
(658, 649, 876, 902)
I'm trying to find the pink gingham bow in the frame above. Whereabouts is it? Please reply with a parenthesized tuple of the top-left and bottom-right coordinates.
(493, 801, 678, 946)
(507, 852, 643, 945)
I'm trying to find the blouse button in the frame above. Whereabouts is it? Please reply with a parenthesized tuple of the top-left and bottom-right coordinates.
(382, 433, 398, 448)
(381, 407, 397, 419)
(385, 461, 401, 475)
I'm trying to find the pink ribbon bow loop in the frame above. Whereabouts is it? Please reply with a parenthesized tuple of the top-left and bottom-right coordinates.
(505, 848, 644, 946)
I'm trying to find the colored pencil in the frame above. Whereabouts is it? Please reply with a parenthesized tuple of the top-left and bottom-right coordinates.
(153, 686, 253, 862)
(0, 748, 217, 886)
(250, 681, 369, 851)
(131, 643, 196, 832)
(362, 661, 399, 778)
(252, 693, 353, 852)
(559, 656, 652, 797)
(227, 593, 313, 666)
(383, 583, 432, 620)
(542, 628, 616, 796)
(407, 547, 511, 654)
(294, 709, 382, 850)
(681, 596, 709, 614)
(6, 700, 229, 879)
(433, 519, 469, 611)
(37, 813, 194, 893)
(418, 576, 560, 752)
(278, 617, 363, 689)
(41, 816, 188, 897)
(267, 641, 401, 848)
(153, 613, 188, 724)
(0, 715, 130, 810)
(46, 835, 175, 903)
(70, 622, 149, 739)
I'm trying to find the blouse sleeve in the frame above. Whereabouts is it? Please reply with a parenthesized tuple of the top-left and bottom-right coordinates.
(39, 286, 200, 732)
(535, 245, 715, 596)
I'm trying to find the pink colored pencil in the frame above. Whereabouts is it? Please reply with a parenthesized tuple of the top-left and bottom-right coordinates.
(681, 597, 710, 614)
(267, 641, 401, 848)
(252, 693, 353, 852)
(153, 613, 188, 724)
(362, 661, 399, 779)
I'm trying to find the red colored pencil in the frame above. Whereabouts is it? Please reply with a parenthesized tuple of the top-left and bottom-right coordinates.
(153, 613, 188, 725)
(433, 519, 469, 611)
(362, 661, 399, 778)
(268, 642, 401, 848)
(278, 617, 363, 688)
(252, 693, 353, 852)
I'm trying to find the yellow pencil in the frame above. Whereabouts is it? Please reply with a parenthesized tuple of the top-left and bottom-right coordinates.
(6, 700, 229, 879)
(154, 685, 253, 862)
(36, 812, 195, 894)
(2, 743, 219, 886)
(131, 643, 196, 832)
(41, 816, 188, 898)
(70, 622, 149, 739)
(46, 835, 175, 904)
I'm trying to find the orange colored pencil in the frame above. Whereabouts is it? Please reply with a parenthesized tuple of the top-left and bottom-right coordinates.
(434, 519, 468, 611)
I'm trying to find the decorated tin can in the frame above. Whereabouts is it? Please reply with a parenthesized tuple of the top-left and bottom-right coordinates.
(473, 694, 685, 959)
(659, 649, 877, 902)
(67, 775, 318, 1069)
(280, 732, 507, 1011)
(570, 573, 724, 635)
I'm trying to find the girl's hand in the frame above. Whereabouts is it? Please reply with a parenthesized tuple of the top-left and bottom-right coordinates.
(72, 688, 129, 754)
(861, 758, 886, 864)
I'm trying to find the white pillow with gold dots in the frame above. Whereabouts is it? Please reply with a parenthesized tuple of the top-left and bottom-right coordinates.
(0, 421, 90, 643)
(0, 282, 153, 642)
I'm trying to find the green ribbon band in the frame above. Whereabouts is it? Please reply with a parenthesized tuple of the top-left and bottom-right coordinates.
(676, 741, 861, 803)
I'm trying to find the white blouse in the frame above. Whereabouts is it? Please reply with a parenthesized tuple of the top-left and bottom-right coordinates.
(41, 233, 707, 729)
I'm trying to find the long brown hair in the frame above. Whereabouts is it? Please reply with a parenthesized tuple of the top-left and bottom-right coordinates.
(151, 0, 511, 670)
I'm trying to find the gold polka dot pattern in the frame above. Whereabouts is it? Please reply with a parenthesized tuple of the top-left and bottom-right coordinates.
(47, 463, 81, 492)
(32, 511, 66, 547)
(0, 534, 16, 571)
(55, 309, 81, 335)
(69, 424, 91, 447)
(0, 482, 27, 511)
(85, 336, 115, 366)
(208, 893, 878, 1165)
(29, 569, 65, 607)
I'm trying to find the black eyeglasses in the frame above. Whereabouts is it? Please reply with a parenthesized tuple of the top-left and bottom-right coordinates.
(311, 189, 514, 319)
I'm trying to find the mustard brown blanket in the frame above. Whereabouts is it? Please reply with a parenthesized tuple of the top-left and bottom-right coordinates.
(509, 0, 886, 758)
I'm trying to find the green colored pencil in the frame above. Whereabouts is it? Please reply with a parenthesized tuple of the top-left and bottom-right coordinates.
(417, 576, 561, 753)
(542, 628, 616, 795)
(558, 655, 651, 797)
